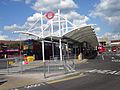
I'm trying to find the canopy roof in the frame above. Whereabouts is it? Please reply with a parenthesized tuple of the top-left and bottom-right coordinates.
(63, 26, 98, 47)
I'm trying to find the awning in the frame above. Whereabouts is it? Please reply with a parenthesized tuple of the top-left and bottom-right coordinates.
(63, 26, 98, 47)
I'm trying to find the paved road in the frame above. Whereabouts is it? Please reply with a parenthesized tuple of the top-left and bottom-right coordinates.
(13, 53, 120, 90)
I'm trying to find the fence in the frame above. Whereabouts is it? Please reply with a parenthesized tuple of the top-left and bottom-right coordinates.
(44, 55, 77, 78)
(0, 57, 31, 74)
(0, 57, 44, 74)
(0, 55, 77, 78)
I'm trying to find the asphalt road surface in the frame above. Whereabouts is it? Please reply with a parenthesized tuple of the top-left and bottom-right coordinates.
(17, 52, 120, 90)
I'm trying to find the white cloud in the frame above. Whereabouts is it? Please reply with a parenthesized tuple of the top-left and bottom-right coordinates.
(5, 0, 93, 40)
(32, 0, 78, 12)
(27, 13, 42, 22)
(4, 13, 43, 31)
(31, 0, 89, 27)
(5, 0, 90, 32)
(25, 0, 31, 4)
(4, 11, 90, 31)
(12, 0, 32, 4)
(62, 11, 89, 20)
(58, 0, 78, 9)
(90, 0, 120, 33)
(94, 27, 101, 32)
(61, 11, 89, 27)
(13, 0, 77, 11)
(73, 20, 88, 27)
(4, 24, 26, 31)
(97, 32, 120, 40)
(0, 35, 8, 40)
(4, 24, 19, 30)
(0, 31, 8, 40)
(4, 13, 44, 33)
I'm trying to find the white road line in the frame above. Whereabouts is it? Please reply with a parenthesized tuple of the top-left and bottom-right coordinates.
(85, 69, 120, 76)
(24, 83, 45, 89)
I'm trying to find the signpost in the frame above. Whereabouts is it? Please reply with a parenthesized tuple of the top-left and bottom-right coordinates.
(45, 11, 55, 20)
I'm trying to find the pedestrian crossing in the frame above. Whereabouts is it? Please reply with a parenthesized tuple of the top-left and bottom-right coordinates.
(85, 69, 120, 76)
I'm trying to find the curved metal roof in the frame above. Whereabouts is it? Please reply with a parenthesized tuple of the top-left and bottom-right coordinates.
(63, 26, 98, 47)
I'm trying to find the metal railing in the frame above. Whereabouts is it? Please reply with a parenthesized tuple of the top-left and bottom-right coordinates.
(0, 55, 77, 78)
(0, 57, 21, 74)
(44, 55, 77, 78)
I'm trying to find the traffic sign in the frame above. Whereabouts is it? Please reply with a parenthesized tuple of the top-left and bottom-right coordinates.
(45, 11, 55, 20)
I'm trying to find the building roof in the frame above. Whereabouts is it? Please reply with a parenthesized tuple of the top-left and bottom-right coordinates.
(111, 40, 120, 43)
(0, 40, 20, 44)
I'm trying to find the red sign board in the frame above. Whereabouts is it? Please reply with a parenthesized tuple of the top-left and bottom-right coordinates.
(45, 11, 55, 20)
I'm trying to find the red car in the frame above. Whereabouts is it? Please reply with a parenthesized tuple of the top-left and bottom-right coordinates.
(112, 47, 117, 52)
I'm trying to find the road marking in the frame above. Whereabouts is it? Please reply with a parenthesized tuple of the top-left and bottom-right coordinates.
(48, 73, 84, 84)
(58, 67, 64, 70)
(10, 89, 19, 90)
(12, 73, 84, 89)
(111, 57, 115, 59)
(85, 69, 111, 74)
(112, 60, 120, 62)
(85, 69, 120, 75)
(23, 83, 45, 89)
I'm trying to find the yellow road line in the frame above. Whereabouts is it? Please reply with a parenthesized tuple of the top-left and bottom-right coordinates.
(48, 73, 84, 84)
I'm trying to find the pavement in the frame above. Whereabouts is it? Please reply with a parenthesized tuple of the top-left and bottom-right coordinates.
(16, 53, 120, 90)
(0, 59, 87, 90)
(0, 77, 7, 85)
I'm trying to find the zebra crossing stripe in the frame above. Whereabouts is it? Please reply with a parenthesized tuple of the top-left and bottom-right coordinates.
(85, 69, 120, 75)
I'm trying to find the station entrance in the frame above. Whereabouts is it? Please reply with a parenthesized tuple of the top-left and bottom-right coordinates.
(15, 10, 98, 61)
(5, 9, 98, 76)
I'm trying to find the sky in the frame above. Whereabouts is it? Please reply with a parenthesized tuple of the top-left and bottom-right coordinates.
(0, 0, 120, 40)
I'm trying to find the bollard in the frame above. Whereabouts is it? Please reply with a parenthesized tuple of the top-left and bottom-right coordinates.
(7, 60, 9, 74)
(64, 59, 67, 74)
(44, 62, 46, 78)
(48, 60, 50, 73)
(102, 54, 104, 60)
(20, 57, 23, 74)
(72, 59, 75, 70)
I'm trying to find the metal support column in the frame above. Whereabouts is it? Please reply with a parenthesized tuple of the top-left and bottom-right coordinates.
(52, 40, 54, 59)
(58, 9, 62, 61)
(59, 38, 62, 61)
(74, 45, 77, 59)
(67, 42, 69, 59)
(41, 11, 46, 78)
(58, 9, 61, 37)
(51, 20, 54, 59)
(42, 40, 46, 78)
(41, 11, 45, 63)
(42, 40, 45, 62)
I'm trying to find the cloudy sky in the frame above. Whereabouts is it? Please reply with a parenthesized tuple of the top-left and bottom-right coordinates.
(0, 0, 120, 40)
